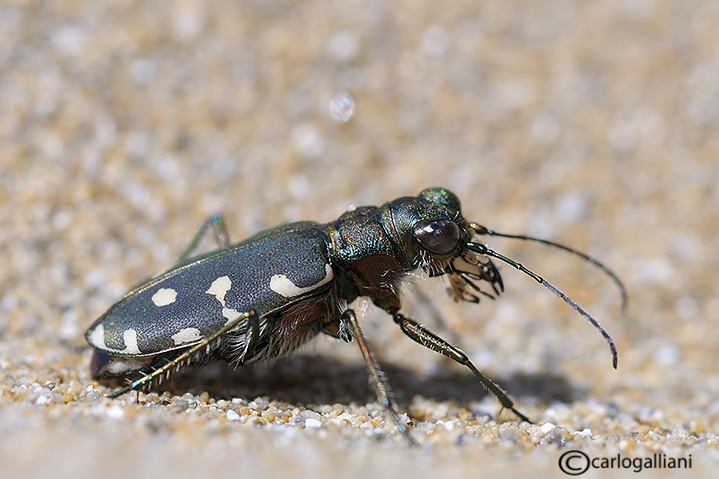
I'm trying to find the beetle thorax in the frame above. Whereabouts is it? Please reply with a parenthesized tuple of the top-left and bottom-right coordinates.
(325, 205, 409, 306)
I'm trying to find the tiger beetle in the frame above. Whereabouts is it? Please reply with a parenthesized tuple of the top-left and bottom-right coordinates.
(85, 187, 625, 443)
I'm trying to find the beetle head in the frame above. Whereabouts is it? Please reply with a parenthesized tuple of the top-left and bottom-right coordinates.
(389, 187, 504, 303)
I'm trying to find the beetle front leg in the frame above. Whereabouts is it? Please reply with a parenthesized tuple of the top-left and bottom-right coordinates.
(341, 309, 416, 445)
(392, 312, 531, 423)
(175, 213, 230, 264)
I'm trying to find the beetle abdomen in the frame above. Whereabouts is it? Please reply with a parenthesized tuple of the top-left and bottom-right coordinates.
(86, 224, 334, 357)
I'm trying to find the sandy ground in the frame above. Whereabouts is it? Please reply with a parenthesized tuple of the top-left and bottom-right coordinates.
(2, 1, 719, 478)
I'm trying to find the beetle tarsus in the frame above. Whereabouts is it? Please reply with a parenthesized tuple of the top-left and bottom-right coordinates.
(342, 309, 417, 445)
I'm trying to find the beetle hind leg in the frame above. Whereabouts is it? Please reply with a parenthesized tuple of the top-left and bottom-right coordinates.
(341, 309, 416, 445)
(229, 310, 260, 364)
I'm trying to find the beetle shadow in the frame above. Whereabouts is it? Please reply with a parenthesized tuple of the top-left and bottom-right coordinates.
(164, 354, 582, 408)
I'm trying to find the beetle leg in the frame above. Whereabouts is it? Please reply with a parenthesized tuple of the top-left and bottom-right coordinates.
(341, 309, 416, 445)
(174, 213, 230, 264)
(392, 312, 531, 424)
(240, 310, 260, 362)
(108, 310, 255, 398)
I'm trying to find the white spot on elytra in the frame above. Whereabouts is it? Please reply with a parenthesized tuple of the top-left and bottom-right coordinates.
(206, 276, 244, 326)
(122, 329, 141, 354)
(88, 325, 141, 355)
(152, 287, 177, 306)
(88, 324, 107, 349)
(206, 276, 232, 307)
(270, 264, 334, 298)
(222, 308, 243, 323)
(171, 327, 202, 345)
(106, 357, 152, 375)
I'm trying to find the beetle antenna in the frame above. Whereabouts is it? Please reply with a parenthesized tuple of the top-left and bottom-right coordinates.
(466, 242, 618, 368)
(469, 223, 627, 313)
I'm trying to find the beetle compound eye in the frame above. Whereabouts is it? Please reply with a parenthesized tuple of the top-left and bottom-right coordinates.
(413, 219, 461, 255)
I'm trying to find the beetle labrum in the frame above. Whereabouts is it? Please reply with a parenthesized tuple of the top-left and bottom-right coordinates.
(85, 187, 624, 441)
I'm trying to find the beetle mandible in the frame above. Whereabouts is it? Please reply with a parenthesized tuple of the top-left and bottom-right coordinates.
(85, 187, 624, 440)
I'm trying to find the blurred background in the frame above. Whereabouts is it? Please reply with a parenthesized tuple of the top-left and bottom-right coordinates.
(1, 0, 718, 477)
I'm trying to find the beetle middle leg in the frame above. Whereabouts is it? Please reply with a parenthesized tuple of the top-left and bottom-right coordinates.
(341, 309, 416, 445)
(240, 311, 260, 362)
(175, 213, 230, 264)
(392, 311, 531, 423)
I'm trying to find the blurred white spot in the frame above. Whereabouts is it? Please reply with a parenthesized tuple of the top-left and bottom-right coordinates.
(420, 25, 450, 58)
(685, 61, 719, 126)
(0, 7, 23, 32)
(59, 310, 80, 342)
(637, 258, 674, 285)
(84, 269, 106, 290)
(530, 114, 560, 143)
(609, 107, 665, 152)
(291, 122, 325, 158)
(326, 31, 360, 62)
(671, 234, 700, 261)
(199, 193, 223, 215)
(346, 202, 357, 212)
(106, 405, 125, 420)
(620, 0, 655, 18)
(638, 407, 664, 423)
(654, 344, 681, 367)
(673, 296, 699, 321)
(496, 79, 535, 110)
(174, 8, 204, 40)
(94, 119, 117, 148)
(328, 93, 356, 123)
(287, 174, 311, 200)
(554, 193, 587, 222)
(131, 59, 156, 85)
(52, 26, 86, 55)
(126, 131, 150, 158)
(494, 301, 521, 324)
(527, 216, 555, 239)
(227, 409, 240, 421)
(51, 210, 73, 230)
(41, 134, 63, 159)
(157, 155, 181, 183)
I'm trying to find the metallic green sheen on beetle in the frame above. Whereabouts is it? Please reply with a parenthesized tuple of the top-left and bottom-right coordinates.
(85, 187, 624, 440)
